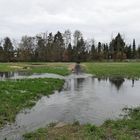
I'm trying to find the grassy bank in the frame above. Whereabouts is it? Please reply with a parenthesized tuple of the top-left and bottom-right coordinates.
(84, 62, 140, 78)
(1, 62, 140, 77)
(24, 107, 140, 140)
(0, 62, 72, 76)
(0, 78, 64, 128)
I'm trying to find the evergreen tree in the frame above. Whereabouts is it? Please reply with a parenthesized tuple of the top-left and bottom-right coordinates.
(97, 42, 103, 60)
(3, 37, 14, 62)
(53, 31, 65, 61)
(103, 43, 109, 59)
(0, 46, 4, 62)
(125, 45, 132, 59)
(132, 39, 136, 59)
(36, 36, 47, 61)
(90, 42, 96, 60)
(109, 33, 125, 60)
(67, 43, 73, 61)
(46, 33, 54, 61)
(137, 45, 140, 59)
(76, 37, 86, 62)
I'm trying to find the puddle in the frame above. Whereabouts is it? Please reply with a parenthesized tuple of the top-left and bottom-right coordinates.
(0, 74, 140, 140)
(0, 71, 65, 80)
(0, 72, 31, 80)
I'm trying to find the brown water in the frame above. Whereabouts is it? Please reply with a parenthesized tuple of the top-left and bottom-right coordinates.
(0, 73, 140, 140)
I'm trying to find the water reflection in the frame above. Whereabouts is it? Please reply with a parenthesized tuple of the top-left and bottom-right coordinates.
(0, 71, 31, 80)
(0, 72, 65, 80)
(98, 77, 108, 82)
(132, 79, 135, 87)
(97, 77, 125, 90)
(64, 78, 86, 92)
(109, 77, 125, 90)
(0, 71, 135, 92)
(0, 72, 11, 79)
(66, 76, 134, 93)
(74, 63, 83, 74)
(76, 78, 85, 89)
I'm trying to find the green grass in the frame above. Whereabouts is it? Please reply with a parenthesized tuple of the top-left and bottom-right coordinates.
(84, 62, 140, 78)
(0, 63, 15, 72)
(23, 107, 140, 140)
(0, 62, 71, 76)
(0, 62, 70, 128)
(0, 78, 64, 128)
(1, 62, 140, 77)
(30, 64, 70, 76)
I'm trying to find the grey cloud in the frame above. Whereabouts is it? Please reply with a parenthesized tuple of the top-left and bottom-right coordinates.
(0, 0, 140, 44)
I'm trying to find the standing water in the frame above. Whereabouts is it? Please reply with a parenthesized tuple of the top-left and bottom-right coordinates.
(0, 72, 140, 139)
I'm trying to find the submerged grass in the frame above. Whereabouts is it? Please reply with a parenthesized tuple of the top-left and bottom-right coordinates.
(23, 107, 140, 140)
(0, 78, 64, 128)
(84, 62, 140, 78)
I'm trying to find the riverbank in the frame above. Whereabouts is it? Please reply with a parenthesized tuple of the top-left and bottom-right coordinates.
(84, 62, 140, 78)
(0, 78, 64, 128)
(0, 62, 72, 76)
(0, 63, 71, 129)
(23, 107, 140, 140)
(1, 62, 140, 77)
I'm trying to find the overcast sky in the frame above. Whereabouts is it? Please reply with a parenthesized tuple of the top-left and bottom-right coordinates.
(0, 0, 140, 44)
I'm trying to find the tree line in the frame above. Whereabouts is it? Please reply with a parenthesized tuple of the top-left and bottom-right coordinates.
(0, 30, 140, 62)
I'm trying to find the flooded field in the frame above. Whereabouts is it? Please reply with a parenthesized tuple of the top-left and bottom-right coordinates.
(0, 72, 140, 140)
(0, 71, 65, 80)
